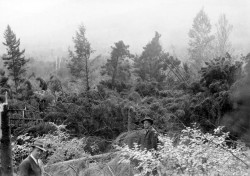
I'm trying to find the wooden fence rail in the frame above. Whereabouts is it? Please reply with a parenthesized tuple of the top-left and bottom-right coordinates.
(8, 108, 43, 127)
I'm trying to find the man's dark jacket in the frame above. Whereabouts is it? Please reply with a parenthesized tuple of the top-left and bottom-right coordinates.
(138, 127, 158, 150)
(18, 156, 42, 176)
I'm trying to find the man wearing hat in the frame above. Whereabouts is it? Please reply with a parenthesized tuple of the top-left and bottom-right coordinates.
(19, 140, 46, 176)
(138, 117, 158, 151)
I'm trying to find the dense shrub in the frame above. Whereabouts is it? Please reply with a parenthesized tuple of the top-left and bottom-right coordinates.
(38, 126, 89, 164)
(118, 126, 250, 176)
(12, 123, 89, 167)
(14, 122, 57, 137)
(99, 79, 132, 93)
(134, 81, 159, 97)
(12, 134, 34, 168)
(183, 56, 244, 132)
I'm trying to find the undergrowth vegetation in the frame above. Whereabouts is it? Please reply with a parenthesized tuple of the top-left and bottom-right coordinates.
(12, 123, 90, 168)
(118, 126, 250, 176)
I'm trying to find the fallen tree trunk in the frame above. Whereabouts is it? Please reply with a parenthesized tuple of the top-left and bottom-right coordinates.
(44, 152, 116, 176)
(79, 154, 134, 176)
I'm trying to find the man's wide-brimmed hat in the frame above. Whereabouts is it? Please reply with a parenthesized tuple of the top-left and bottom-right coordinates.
(141, 117, 153, 124)
(32, 140, 46, 152)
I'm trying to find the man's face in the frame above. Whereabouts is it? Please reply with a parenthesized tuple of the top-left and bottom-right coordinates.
(33, 148, 44, 159)
(143, 120, 152, 129)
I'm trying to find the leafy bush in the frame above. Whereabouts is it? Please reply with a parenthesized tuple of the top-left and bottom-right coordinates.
(12, 123, 89, 167)
(134, 81, 159, 97)
(36, 124, 89, 164)
(118, 126, 250, 176)
(14, 122, 57, 137)
(12, 134, 34, 167)
(99, 79, 132, 93)
(84, 136, 111, 155)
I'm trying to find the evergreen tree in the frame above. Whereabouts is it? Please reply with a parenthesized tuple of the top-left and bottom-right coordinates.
(134, 32, 166, 82)
(188, 9, 214, 69)
(68, 24, 93, 92)
(2, 25, 29, 92)
(101, 40, 131, 89)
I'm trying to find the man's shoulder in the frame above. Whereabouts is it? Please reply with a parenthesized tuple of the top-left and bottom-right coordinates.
(18, 156, 32, 175)
(150, 127, 158, 134)
(20, 156, 32, 167)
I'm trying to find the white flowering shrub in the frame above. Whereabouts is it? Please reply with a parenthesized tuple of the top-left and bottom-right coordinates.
(36, 124, 89, 164)
(12, 123, 89, 167)
(118, 126, 250, 176)
(12, 134, 34, 167)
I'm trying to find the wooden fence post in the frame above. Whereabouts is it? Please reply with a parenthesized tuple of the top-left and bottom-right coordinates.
(0, 93, 13, 176)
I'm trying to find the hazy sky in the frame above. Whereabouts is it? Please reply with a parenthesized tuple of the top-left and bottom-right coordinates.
(0, 0, 249, 60)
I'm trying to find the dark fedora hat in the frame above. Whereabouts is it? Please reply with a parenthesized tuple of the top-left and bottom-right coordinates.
(141, 117, 153, 124)
(32, 140, 46, 152)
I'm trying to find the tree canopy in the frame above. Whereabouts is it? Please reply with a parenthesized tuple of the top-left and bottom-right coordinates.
(68, 24, 93, 92)
(2, 25, 29, 93)
(101, 40, 131, 89)
(188, 9, 214, 69)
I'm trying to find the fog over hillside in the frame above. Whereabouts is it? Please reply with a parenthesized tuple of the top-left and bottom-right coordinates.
(0, 0, 249, 61)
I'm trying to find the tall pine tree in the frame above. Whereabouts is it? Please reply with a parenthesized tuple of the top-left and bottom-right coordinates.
(2, 25, 29, 92)
(68, 24, 93, 92)
(134, 32, 166, 83)
(101, 40, 131, 89)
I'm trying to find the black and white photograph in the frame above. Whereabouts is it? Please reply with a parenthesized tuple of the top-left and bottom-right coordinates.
(0, 0, 250, 175)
